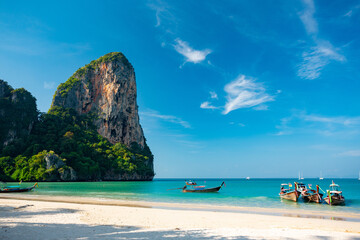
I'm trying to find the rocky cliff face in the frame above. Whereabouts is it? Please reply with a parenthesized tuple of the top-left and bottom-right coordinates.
(0, 80, 38, 151)
(51, 52, 145, 148)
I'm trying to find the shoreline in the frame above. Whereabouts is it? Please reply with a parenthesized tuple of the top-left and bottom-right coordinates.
(1, 193, 360, 222)
(1, 196, 360, 239)
(1, 198, 360, 239)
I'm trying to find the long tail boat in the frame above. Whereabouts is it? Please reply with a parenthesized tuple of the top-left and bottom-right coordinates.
(302, 185, 323, 203)
(279, 183, 299, 202)
(0, 183, 38, 193)
(295, 182, 323, 203)
(324, 181, 345, 206)
(182, 182, 225, 193)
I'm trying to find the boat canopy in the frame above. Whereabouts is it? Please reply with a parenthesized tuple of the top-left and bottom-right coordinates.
(329, 184, 341, 192)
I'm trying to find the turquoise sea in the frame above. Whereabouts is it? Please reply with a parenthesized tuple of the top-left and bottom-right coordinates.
(8, 178, 360, 213)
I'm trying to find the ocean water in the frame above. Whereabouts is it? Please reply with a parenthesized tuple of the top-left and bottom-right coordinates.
(8, 178, 360, 213)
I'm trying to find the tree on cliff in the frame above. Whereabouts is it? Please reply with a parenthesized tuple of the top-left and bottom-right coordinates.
(0, 53, 154, 181)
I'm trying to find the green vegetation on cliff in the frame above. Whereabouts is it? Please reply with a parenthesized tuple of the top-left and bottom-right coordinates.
(0, 80, 38, 154)
(0, 80, 154, 182)
(55, 52, 130, 98)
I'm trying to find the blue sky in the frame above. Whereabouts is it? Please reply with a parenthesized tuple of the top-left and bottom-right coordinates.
(1, 0, 359, 178)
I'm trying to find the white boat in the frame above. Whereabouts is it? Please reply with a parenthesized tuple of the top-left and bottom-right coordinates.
(246, 177, 250, 180)
(319, 171, 324, 180)
(298, 171, 304, 180)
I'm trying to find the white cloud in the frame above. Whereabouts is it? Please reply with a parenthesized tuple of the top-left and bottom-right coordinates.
(230, 122, 245, 127)
(298, 42, 345, 80)
(300, 0, 318, 35)
(148, 2, 170, 28)
(338, 150, 360, 157)
(200, 101, 218, 109)
(297, 1, 346, 80)
(274, 131, 292, 136)
(275, 111, 360, 137)
(210, 91, 218, 99)
(253, 105, 269, 111)
(222, 75, 274, 114)
(303, 114, 360, 126)
(174, 39, 212, 64)
(44, 81, 55, 89)
(140, 110, 191, 128)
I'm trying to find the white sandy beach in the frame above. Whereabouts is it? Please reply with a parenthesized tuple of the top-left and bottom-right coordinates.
(1, 195, 360, 240)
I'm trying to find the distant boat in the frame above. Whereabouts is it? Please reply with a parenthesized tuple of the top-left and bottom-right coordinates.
(358, 171, 360, 181)
(0, 183, 38, 193)
(298, 171, 304, 180)
(182, 182, 225, 193)
(324, 181, 345, 206)
(185, 180, 197, 185)
(246, 177, 250, 180)
(319, 171, 324, 180)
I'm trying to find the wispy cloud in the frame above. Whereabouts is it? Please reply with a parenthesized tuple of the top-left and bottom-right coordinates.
(43, 81, 55, 89)
(230, 122, 245, 127)
(338, 150, 360, 157)
(140, 110, 191, 128)
(174, 39, 212, 65)
(275, 111, 360, 136)
(297, 0, 345, 80)
(299, 0, 318, 36)
(297, 42, 346, 80)
(223, 75, 274, 114)
(344, 4, 360, 17)
(200, 101, 218, 110)
(210, 91, 218, 99)
(253, 105, 269, 111)
(200, 75, 275, 114)
(303, 114, 360, 126)
(148, 1, 172, 28)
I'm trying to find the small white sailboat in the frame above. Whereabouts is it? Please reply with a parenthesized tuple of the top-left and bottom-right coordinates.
(246, 177, 250, 180)
(319, 171, 324, 180)
(358, 171, 360, 181)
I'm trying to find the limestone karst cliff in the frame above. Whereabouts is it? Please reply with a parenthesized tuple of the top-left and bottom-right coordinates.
(0, 80, 38, 152)
(0, 53, 154, 182)
(51, 52, 145, 148)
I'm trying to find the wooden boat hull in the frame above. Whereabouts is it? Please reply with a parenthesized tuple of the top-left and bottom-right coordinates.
(303, 193, 323, 203)
(324, 196, 345, 206)
(302, 190, 323, 203)
(280, 191, 299, 202)
(183, 186, 221, 193)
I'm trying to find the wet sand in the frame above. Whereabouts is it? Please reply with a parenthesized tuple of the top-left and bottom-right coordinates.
(1, 195, 360, 239)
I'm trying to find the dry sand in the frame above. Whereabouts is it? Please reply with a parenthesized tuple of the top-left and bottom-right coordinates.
(1, 195, 360, 239)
